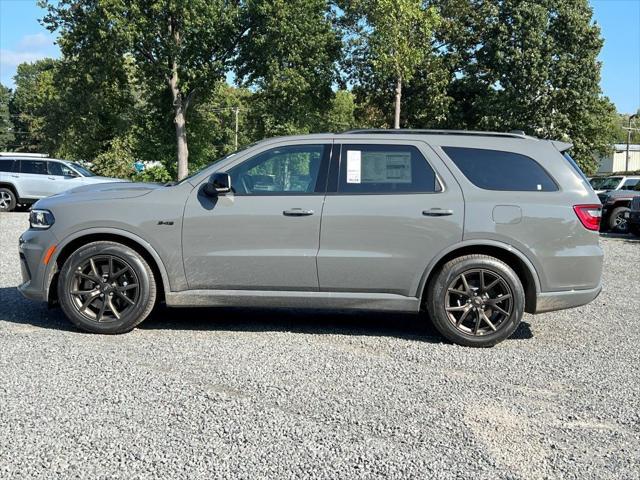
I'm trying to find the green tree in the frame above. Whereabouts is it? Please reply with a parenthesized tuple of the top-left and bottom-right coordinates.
(0, 85, 14, 150)
(42, 0, 244, 179)
(341, 0, 440, 128)
(8, 59, 60, 154)
(437, 0, 618, 173)
(236, 0, 341, 137)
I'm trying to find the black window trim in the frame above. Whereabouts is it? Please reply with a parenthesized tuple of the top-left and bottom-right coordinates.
(225, 143, 332, 197)
(441, 146, 560, 192)
(326, 142, 445, 196)
(19, 158, 49, 176)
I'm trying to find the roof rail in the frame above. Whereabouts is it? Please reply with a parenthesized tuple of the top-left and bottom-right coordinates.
(340, 129, 532, 139)
(0, 152, 49, 158)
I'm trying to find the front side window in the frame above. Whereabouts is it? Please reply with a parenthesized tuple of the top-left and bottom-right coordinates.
(621, 179, 640, 190)
(228, 145, 328, 195)
(338, 144, 439, 193)
(48, 161, 76, 177)
(20, 160, 48, 175)
(443, 147, 558, 191)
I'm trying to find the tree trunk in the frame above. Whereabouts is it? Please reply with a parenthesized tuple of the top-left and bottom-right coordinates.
(168, 18, 189, 180)
(394, 76, 402, 129)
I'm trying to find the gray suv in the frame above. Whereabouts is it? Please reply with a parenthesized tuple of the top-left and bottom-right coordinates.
(17, 130, 604, 347)
(0, 153, 122, 211)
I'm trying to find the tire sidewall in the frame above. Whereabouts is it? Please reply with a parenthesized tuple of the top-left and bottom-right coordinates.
(428, 257, 525, 347)
(609, 207, 630, 233)
(0, 188, 16, 212)
(58, 243, 154, 334)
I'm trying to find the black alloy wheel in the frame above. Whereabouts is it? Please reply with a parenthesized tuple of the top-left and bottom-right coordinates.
(58, 241, 156, 333)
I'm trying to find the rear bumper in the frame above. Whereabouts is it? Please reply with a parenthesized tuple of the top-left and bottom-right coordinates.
(534, 285, 602, 314)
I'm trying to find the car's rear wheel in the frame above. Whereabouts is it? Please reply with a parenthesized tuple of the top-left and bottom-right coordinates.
(608, 206, 630, 233)
(58, 241, 156, 333)
(0, 187, 16, 212)
(427, 254, 525, 347)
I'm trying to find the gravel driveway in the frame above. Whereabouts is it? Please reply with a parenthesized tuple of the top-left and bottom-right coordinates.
(1, 212, 638, 479)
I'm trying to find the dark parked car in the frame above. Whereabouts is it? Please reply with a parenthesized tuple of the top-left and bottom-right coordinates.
(627, 195, 640, 237)
(599, 186, 640, 234)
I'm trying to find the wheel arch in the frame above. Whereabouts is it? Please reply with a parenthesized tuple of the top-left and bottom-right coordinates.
(0, 182, 19, 199)
(46, 228, 171, 305)
(418, 241, 541, 314)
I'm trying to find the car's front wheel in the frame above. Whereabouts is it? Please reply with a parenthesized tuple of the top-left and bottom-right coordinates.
(58, 241, 157, 333)
(0, 187, 16, 212)
(427, 254, 525, 347)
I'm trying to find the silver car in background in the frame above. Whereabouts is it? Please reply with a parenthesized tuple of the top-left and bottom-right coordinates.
(16, 130, 604, 347)
(0, 153, 123, 211)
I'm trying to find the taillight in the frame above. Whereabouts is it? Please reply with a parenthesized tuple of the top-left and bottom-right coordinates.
(573, 204, 601, 231)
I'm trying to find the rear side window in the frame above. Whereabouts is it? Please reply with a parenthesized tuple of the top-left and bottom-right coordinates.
(20, 159, 48, 175)
(338, 144, 439, 193)
(0, 159, 16, 172)
(443, 147, 558, 191)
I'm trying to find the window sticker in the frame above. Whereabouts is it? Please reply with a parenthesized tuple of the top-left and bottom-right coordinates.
(346, 150, 362, 183)
(362, 152, 412, 184)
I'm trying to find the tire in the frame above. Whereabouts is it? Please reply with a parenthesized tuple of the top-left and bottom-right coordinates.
(608, 206, 630, 233)
(426, 254, 525, 347)
(57, 241, 157, 334)
(0, 187, 17, 212)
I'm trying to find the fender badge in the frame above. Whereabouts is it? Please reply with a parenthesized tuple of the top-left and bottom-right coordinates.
(157, 221, 174, 226)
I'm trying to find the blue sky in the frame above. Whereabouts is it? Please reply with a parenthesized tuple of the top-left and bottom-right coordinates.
(1, 0, 639, 113)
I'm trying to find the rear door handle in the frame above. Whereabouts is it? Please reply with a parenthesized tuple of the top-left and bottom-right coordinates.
(422, 208, 454, 217)
(283, 208, 314, 216)
(48, 176, 56, 180)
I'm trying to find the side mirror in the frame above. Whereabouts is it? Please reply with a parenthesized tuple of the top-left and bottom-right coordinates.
(203, 172, 231, 196)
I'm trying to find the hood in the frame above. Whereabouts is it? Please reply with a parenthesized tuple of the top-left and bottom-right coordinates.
(56, 181, 165, 200)
(84, 175, 127, 183)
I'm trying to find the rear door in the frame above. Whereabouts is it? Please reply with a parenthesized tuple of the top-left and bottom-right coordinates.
(317, 140, 464, 297)
(17, 159, 52, 198)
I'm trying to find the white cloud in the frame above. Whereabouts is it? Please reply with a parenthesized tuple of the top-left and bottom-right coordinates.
(17, 32, 54, 50)
(0, 49, 49, 67)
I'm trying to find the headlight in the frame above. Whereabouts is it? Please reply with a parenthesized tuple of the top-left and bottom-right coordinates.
(29, 209, 55, 229)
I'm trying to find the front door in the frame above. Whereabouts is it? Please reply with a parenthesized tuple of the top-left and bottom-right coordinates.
(317, 141, 465, 297)
(182, 143, 331, 291)
(46, 161, 84, 195)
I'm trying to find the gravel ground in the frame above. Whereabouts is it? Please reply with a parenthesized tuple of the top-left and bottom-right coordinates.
(0, 211, 639, 480)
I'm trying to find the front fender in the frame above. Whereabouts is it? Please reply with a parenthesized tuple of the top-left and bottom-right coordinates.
(43, 227, 173, 301)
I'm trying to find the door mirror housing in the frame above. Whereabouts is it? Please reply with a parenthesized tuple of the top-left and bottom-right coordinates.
(203, 172, 231, 196)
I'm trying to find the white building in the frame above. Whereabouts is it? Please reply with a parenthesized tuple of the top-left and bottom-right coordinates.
(597, 144, 640, 173)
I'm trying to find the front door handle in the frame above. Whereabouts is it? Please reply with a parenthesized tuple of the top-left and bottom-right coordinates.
(283, 208, 314, 216)
(422, 208, 454, 217)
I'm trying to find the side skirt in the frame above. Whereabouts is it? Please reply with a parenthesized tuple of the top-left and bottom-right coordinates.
(165, 289, 421, 312)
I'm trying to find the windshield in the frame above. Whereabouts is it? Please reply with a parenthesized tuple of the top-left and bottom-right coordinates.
(177, 144, 259, 185)
(71, 162, 96, 177)
(589, 176, 622, 190)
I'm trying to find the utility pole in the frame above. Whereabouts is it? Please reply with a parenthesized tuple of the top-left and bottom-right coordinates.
(234, 107, 240, 151)
(626, 114, 637, 172)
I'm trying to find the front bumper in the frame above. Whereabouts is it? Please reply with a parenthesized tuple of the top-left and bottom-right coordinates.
(534, 285, 602, 313)
(17, 229, 57, 303)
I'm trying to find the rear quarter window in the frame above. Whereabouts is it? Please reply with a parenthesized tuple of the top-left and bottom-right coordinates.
(443, 147, 558, 192)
